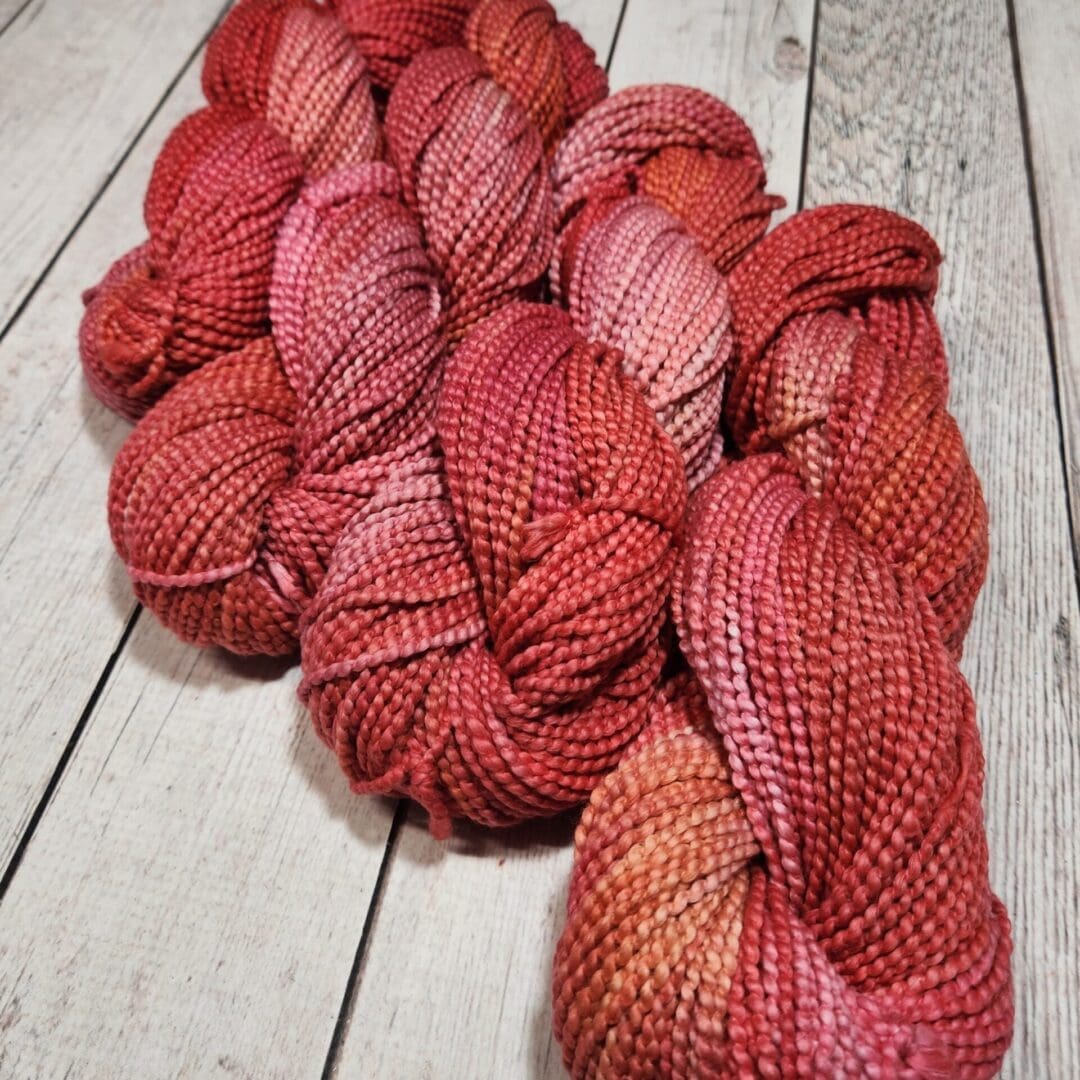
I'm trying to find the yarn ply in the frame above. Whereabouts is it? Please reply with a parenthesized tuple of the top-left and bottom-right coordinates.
(299, 87, 781, 833)
(552, 207, 1012, 1078)
(101, 0, 584, 655)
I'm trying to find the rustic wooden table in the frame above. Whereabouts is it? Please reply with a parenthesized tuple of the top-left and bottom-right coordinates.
(0, 1, 1076, 1076)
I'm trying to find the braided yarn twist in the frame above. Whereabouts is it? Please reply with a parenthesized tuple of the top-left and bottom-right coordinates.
(552, 207, 1012, 1077)
(78, 3, 1013, 1069)
(299, 85, 782, 833)
(101, 0, 594, 658)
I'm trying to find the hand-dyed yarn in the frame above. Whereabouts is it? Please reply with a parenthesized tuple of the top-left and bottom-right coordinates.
(384, 46, 554, 341)
(300, 302, 688, 833)
(724, 205, 985, 655)
(552, 207, 1012, 1077)
(464, 0, 607, 154)
(80, 105, 305, 420)
(298, 87, 783, 833)
(80, 0, 382, 420)
(108, 164, 442, 654)
(552, 85, 783, 486)
(330, 0, 477, 92)
(202, 0, 383, 172)
(100, 0, 562, 654)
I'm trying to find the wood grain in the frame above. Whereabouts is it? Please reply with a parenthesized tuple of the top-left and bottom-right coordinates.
(1013, 0, 1080, 561)
(0, 0, 226, 331)
(806, 1, 1080, 1075)
(329, 2, 816, 1075)
(0, 0, 30, 36)
(0, 627, 396, 1079)
(337, 810, 576, 1080)
(0, 63, 210, 872)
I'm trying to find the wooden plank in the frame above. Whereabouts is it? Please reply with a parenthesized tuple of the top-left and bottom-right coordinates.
(0, 65, 207, 873)
(608, 0, 816, 217)
(0, 629, 397, 1078)
(0, 0, 226, 329)
(805, 2, 1080, 1076)
(1013, 0, 1080, 562)
(332, 3, 817, 1076)
(337, 809, 576, 1080)
(0, 0, 30, 35)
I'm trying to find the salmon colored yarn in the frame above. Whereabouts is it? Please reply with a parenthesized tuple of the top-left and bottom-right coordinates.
(551, 85, 782, 486)
(552, 207, 1012, 1076)
(108, 164, 441, 654)
(80, 0, 382, 420)
(298, 87, 783, 833)
(202, 0, 383, 172)
(384, 46, 554, 341)
(101, 1, 571, 655)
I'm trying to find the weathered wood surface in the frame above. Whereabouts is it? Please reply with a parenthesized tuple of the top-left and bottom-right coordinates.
(0, 635, 396, 1078)
(806, 1, 1080, 1076)
(0, 0, 1077, 1077)
(0, 62, 210, 872)
(1013, 0, 1080, 558)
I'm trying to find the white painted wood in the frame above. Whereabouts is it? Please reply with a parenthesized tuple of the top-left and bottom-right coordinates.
(0, 66, 206, 871)
(607, 0, 815, 218)
(805, 2, 1080, 1076)
(1013, 0, 1080, 557)
(340, 809, 575, 1080)
(0, 0, 226, 329)
(0, 0, 29, 33)
(331, 3, 816, 1076)
(0, 628, 396, 1078)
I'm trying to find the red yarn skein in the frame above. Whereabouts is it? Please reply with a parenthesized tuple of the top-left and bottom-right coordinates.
(552, 207, 1012, 1077)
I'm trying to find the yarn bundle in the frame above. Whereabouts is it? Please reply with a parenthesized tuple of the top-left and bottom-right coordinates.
(80, 0, 1013, 1075)
(552, 209, 1012, 1077)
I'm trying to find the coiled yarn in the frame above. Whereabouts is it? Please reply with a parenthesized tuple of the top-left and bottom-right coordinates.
(80, 0, 383, 420)
(552, 207, 1012, 1078)
(299, 87, 780, 833)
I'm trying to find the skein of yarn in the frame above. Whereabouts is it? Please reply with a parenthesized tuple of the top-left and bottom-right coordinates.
(299, 83, 784, 834)
(99, 0, 580, 655)
(551, 207, 1012, 1077)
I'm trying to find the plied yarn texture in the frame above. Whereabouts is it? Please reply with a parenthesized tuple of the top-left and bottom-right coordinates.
(80, 0, 1014, 1075)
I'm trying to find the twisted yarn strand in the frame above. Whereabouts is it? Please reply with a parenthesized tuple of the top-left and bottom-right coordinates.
(552, 206, 1012, 1077)
(76, 4, 1014, 1069)
(299, 63, 786, 834)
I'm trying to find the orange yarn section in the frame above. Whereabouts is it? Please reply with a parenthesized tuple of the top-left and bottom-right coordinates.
(465, 0, 607, 155)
